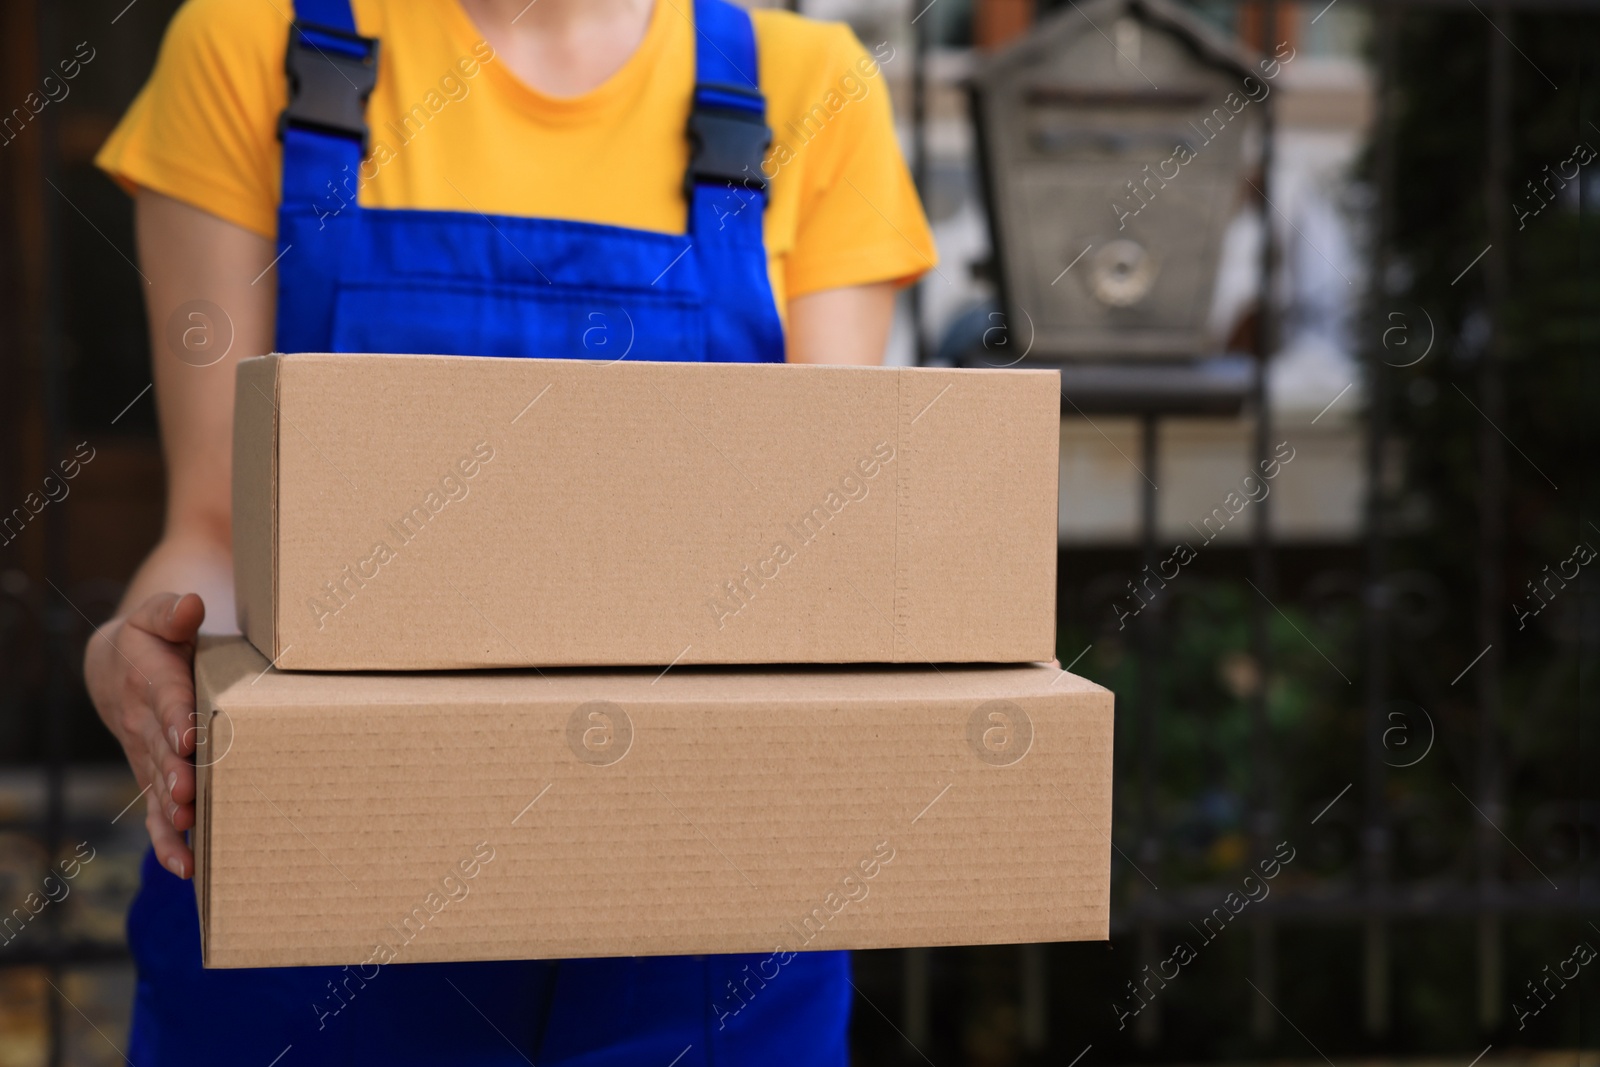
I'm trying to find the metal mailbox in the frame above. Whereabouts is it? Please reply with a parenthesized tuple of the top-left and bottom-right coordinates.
(972, 0, 1264, 361)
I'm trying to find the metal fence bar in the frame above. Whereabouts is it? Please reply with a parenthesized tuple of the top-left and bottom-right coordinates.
(35, 0, 69, 1063)
(908, 0, 931, 369)
(1362, 0, 1401, 1039)
(1247, 0, 1280, 1044)
(1135, 412, 1162, 1048)
(1475, 0, 1515, 1034)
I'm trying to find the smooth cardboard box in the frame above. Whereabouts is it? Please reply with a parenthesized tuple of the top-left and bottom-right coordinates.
(233, 353, 1060, 671)
(193, 637, 1113, 968)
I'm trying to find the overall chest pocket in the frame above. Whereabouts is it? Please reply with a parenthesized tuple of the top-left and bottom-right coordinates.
(330, 277, 708, 362)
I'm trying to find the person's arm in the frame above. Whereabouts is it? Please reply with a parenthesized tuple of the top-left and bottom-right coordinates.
(83, 190, 275, 879)
(785, 281, 897, 365)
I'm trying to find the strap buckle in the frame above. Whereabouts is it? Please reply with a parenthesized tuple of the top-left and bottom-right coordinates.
(278, 20, 379, 152)
(685, 81, 771, 198)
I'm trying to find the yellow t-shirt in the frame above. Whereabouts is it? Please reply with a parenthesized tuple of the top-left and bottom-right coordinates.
(96, 0, 937, 314)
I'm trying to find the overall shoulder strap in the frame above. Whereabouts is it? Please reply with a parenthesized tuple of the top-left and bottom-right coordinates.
(290, 0, 357, 32)
(690, 0, 759, 91)
(278, 0, 377, 205)
(274, 0, 376, 352)
(686, 0, 771, 236)
(682, 0, 785, 362)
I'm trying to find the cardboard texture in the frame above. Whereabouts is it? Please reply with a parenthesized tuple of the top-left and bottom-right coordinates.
(193, 637, 1113, 969)
(232, 353, 1060, 671)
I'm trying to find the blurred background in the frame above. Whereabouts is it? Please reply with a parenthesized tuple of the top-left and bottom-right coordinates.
(0, 0, 1595, 1064)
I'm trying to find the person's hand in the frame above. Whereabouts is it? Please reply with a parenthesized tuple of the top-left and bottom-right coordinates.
(84, 592, 206, 879)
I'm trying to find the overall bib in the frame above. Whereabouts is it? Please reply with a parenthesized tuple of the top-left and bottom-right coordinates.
(125, 1, 850, 1062)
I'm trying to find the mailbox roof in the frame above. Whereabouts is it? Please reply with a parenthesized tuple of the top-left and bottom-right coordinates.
(974, 0, 1259, 87)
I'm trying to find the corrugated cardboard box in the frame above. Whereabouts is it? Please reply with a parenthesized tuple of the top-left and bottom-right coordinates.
(193, 637, 1113, 968)
(233, 354, 1059, 670)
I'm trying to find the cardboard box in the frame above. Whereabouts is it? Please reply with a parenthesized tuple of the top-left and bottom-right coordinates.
(233, 354, 1059, 670)
(193, 637, 1113, 968)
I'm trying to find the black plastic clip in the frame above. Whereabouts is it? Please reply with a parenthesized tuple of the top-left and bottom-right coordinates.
(685, 82, 772, 198)
(278, 21, 379, 152)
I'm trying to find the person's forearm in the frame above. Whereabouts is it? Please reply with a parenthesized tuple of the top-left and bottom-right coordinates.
(787, 282, 897, 365)
(111, 530, 234, 632)
(84, 191, 267, 878)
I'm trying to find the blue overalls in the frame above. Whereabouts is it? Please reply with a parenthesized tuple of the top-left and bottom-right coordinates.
(126, 0, 850, 1062)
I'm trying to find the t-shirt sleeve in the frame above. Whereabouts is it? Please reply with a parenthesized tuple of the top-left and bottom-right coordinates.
(95, 0, 287, 238)
(776, 27, 938, 298)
